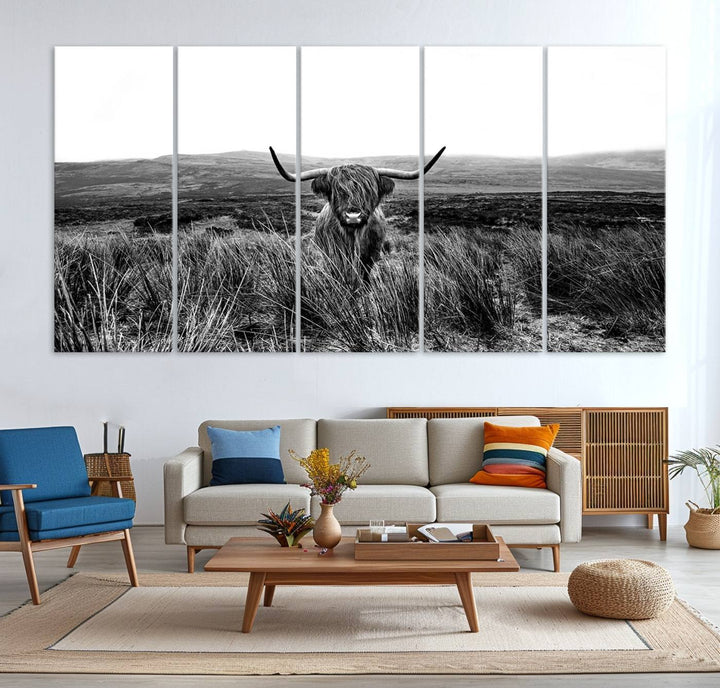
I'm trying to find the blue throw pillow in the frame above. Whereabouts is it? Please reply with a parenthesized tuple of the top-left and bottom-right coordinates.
(207, 425, 285, 486)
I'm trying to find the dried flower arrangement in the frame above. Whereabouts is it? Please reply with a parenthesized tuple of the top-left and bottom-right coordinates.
(290, 447, 370, 504)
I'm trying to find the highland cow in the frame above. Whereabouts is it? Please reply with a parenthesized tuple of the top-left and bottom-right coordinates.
(269, 146, 445, 282)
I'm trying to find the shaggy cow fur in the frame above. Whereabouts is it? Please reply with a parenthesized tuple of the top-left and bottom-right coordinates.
(311, 164, 395, 282)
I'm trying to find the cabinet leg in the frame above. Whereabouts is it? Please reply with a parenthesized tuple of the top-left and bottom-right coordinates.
(647, 513, 654, 529)
(658, 513, 667, 541)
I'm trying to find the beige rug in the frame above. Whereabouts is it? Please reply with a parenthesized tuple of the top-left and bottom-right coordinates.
(1, 572, 719, 675)
(50, 585, 648, 653)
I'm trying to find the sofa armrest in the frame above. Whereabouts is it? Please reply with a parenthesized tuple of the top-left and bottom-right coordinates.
(163, 447, 203, 545)
(546, 447, 582, 543)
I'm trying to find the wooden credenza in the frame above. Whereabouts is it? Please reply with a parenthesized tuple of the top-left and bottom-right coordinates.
(386, 406, 669, 540)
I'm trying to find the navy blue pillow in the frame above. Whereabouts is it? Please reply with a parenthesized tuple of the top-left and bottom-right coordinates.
(207, 426, 285, 486)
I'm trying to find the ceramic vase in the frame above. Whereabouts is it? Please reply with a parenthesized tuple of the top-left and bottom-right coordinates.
(313, 502, 342, 549)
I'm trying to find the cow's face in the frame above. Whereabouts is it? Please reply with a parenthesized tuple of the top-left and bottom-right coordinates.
(311, 165, 394, 230)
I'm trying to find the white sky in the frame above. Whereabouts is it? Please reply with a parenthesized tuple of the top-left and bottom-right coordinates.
(55, 46, 665, 163)
(55, 47, 173, 162)
(302, 47, 419, 158)
(179, 47, 295, 155)
(425, 47, 542, 158)
(549, 47, 666, 156)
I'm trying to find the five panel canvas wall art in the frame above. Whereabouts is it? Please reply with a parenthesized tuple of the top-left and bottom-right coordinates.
(54, 45, 666, 353)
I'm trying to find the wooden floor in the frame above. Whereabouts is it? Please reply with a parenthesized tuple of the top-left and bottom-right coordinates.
(1, 525, 718, 687)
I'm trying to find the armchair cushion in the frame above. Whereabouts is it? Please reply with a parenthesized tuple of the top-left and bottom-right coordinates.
(0, 495, 135, 534)
(0, 427, 91, 505)
(0, 519, 134, 542)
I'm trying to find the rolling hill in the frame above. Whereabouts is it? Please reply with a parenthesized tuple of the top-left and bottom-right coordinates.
(54, 149, 664, 210)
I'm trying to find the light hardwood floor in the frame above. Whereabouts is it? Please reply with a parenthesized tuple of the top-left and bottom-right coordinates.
(0, 525, 718, 688)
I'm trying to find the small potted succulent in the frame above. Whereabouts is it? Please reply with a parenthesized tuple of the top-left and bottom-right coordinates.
(666, 446, 720, 549)
(257, 502, 315, 547)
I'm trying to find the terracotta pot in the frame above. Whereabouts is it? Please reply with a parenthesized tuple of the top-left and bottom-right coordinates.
(313, 502, 342, 549)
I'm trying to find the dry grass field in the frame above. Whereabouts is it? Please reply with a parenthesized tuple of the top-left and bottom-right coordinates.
(54, 150, 664, 353)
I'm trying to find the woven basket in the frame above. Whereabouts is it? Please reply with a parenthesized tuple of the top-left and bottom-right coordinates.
(568, 559, 675, 620)
(684, 501, 720, 549)
(84, 453, 136, 501)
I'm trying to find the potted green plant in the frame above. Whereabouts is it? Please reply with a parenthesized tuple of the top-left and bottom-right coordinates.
(666, 446, 720, 549)
(257, 502, 315, 547)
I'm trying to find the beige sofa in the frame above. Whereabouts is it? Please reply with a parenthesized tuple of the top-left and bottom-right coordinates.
(164, 417, 582, 572)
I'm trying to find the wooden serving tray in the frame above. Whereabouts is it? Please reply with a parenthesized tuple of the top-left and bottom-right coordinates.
(354, 523, 500, 561)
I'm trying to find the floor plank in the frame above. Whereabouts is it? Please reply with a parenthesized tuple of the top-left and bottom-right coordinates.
(1, 525, 718, 687)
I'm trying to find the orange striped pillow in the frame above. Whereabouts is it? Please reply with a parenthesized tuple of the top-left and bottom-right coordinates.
(469, 422, 559, 489)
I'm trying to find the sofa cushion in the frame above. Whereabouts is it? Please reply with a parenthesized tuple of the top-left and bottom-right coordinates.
(198, 420, 316, 487)
(427, 416, 540, 486)
(430, 483, 560, 524)
(184, 484, 311, 526)
(207, 425, 285, 486)
(317, 419, 428, 485)
(470, 422, 559, 489)
(0, 426, 91, 505)
(490, 524, 561, 546)
(311, 485, 436, 524)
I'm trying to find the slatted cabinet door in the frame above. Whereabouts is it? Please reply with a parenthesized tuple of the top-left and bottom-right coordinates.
(498, 407, 583, 459)
(583, 408, 668, 515)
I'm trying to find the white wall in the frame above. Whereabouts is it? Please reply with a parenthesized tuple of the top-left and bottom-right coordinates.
(1, 0, 718, 525)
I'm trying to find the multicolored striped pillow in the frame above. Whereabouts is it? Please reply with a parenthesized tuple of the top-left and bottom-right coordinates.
(469, 422, 560, 489)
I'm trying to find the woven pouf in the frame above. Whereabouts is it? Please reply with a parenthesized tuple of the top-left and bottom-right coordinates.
(568, 559, 675, 619)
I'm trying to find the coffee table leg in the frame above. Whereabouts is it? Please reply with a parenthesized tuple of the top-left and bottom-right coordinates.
(242, 572, 266, 633)
(455, 572, 479, 633)
(263, 584, 276, 607)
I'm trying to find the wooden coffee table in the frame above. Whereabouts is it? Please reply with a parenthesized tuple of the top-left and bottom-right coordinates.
(204, 536, 519, 633)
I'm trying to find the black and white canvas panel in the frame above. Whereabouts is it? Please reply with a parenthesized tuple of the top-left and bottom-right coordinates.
(424, 47, 543, 352)
(547, 47, 666, 352)
(177, 47, 297, 352)
(298, 47, 421, 352)
(54, 47, 173, 351)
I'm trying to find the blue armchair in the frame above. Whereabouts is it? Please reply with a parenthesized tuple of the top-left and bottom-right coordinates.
(0, 426, 139, 604)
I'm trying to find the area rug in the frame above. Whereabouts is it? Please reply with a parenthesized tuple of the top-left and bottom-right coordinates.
(1, 572, 719, 675)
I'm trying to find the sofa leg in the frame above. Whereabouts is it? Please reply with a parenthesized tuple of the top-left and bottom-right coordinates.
(551, 545, 560, 573)
(187, 546, 196, 574)
(121, 529, 140, 587)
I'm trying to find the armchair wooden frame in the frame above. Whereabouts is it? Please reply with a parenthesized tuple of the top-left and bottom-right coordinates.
(0, 477, 139, 605)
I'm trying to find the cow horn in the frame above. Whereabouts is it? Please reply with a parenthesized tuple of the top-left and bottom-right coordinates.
(375, 146, 446, 180)
(269, 147, 329, 182)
